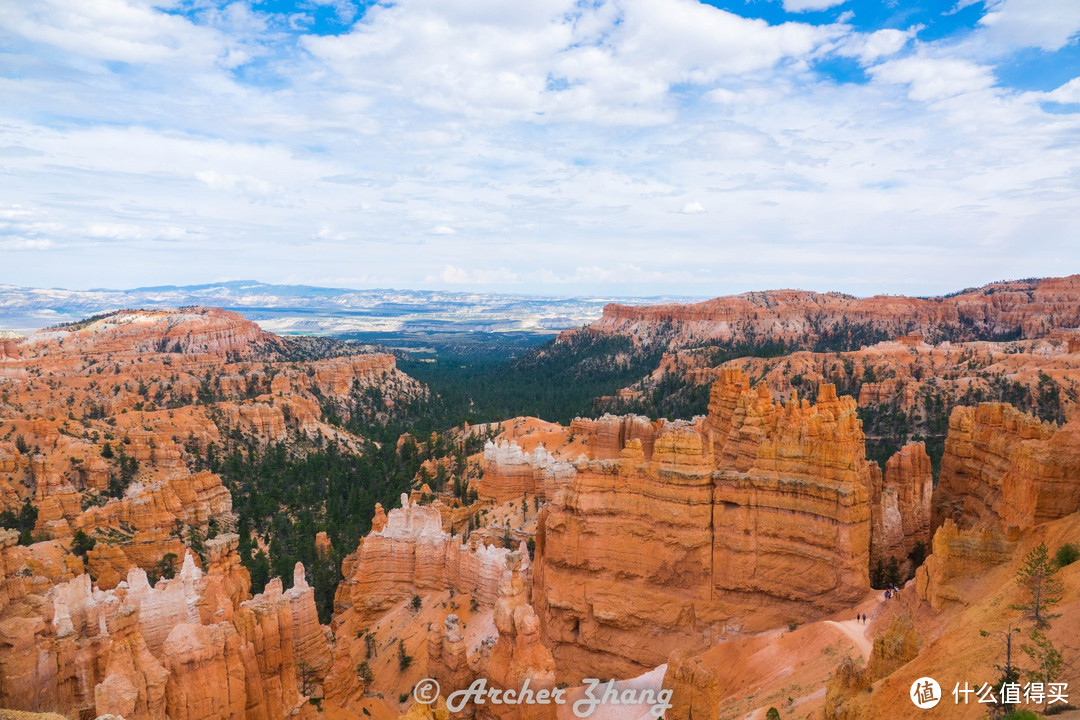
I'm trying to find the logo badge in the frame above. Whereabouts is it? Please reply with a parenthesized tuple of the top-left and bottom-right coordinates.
(911, 677, 941, 709)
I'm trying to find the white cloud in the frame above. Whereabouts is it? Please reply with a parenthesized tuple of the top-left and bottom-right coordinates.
(1, 0, 1079, 295)
(978, 0, 1080, 52)
(1043, 77, 1080, 104)
(303, 0, 842, 124)
(782, 0, 847, 12)
(2, 0, 246, 67)
(0, 238, 53, 250)
(195, 170, 288, 205)
(835, 27, 915, 63)
(871, 56, 995, 102)
(536, 264, 705, 285)
(429, 265, 519, 285)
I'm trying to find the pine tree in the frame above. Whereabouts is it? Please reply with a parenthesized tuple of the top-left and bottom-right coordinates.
(883, 556, 901, 587)
(980, 628, 1022, 719)
(1010, 542, 1063, 629)
(1022, 629, 1063, 714)
(870, 559, 884, 588)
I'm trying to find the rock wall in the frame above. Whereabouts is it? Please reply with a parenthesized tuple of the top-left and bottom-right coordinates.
(479, 441, 575, 504)
(869, 443, 933, 570)
(579, 275, 1080, 349)
(567, 414, 658, 460)
(17, 308, 280, 360)
(535, 369, 874, 680)
(914, 518, 1014, 611)
(711, 381, 873, 619)
(332, 495, 521, 627)
(479, 551, 556, 720)
(934, 403, 1080, 532)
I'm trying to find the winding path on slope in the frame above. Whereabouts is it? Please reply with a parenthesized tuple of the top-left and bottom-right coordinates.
(823, 591, 887, 660)
(824, 617, 873, 659)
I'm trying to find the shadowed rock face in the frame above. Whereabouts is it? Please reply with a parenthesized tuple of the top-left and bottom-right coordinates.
(934, 402, 1080, 533)
(533, 369, 880, 680)
(870, 442, 933, 572)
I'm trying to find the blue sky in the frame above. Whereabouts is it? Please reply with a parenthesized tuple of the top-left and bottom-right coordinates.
(1, 0, 1079, 297)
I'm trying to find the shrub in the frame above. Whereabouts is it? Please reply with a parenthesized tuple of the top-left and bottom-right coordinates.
(1003, 711, 1039, 720)
(1055, 542, 1078, 568)
(397, 639, 412, 671)
(356, 661, 374, 684)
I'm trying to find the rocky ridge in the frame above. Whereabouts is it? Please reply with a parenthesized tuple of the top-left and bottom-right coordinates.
(0, 307, 424, 719)
(581, 275, 1080, 349)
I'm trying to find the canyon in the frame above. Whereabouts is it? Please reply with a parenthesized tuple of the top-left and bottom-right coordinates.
(1, 278, 1079, 720)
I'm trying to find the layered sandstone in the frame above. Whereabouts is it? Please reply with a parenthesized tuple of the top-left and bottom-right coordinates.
(480, 551, 556, 720)
(427, 614, 475, 695)
(580, 275, 1080, 350)
(17, 308, 281, 360)
(934, 403, 1080, 532)
(869, 443, 933, 570)
(333, 495, 521, 627)
(0, 536, 326, 720)
(0, 306, 423, 719)
(479, 441, 574, 504)
(566, 414, 658, 460)
(915, 518, 1014, 611)
(535, 370, 874, 680)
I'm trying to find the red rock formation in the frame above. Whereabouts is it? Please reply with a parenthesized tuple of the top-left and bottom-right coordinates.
(535, 371, 874, 680)
(94, 604, 168, 720)
(711, 382, 873, 618)
(427, 614, 474, 694)
(567, 414, 657, 460)
(17, 308, 280, 360)
(914, 518, 1014, 610)
(224, 403, 287, 443)
(314, 532, 332, 559)
(332, 495, 519, 626)
(869, 443, 933, 571)
(75, 471, 232, 588)
(0, 529, 327, 720)
(161, 622, 250, 720)
(286, 562, 332, 684)
(578, 275, 1080, 349)
(0, 337, 19, 360)
(934, 403, 1080, 532)
(479, 441, 574, 504)
(310, 355, 398, 396)
(0, 305, 423, 720)
(481, 551, 556, 720)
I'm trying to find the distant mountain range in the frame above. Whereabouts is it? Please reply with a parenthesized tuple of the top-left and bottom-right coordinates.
(0, 281, 704, 336)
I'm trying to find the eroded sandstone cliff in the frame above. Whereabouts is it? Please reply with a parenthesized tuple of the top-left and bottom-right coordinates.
(934, 402, 1080, 532)
(534, 370, 877, 680)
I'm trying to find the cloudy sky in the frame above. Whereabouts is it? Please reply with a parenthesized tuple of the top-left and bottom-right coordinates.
(2, 0, 1079, 297)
